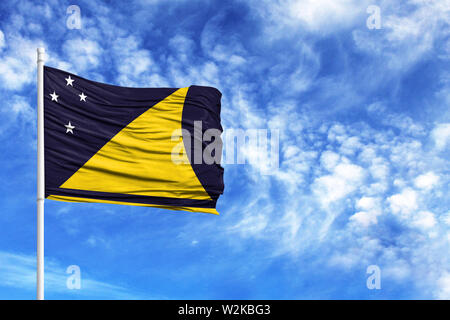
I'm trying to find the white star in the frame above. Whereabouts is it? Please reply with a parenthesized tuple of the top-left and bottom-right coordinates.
(65, 75, 74, 86)
(79, 92, 87, 102)
(65, 121, 75, 134)
(50, 91, 59, 102)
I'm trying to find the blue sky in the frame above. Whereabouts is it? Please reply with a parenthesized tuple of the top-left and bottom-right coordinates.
(0, 0, 449, 299)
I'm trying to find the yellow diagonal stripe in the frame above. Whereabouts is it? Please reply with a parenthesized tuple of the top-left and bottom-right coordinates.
(60, 87, 211, 200)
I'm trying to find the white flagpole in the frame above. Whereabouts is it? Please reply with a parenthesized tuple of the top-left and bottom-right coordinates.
(37, 47, 45, 300)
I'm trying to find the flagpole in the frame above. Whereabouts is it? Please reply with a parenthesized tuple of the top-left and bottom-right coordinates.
(37, 47, 45, 300)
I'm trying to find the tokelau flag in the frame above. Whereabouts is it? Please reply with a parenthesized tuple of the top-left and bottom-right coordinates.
(43, 66, 224, 214)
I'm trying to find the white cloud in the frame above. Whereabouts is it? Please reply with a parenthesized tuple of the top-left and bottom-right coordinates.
(251, 0, 371, 35)
(0, 95, 35, 137)
(436, 272, 450, 299)
(414, 172, 440, 190)
(352, 0, 449, 70)
(356, 196, 378, 212)
(349, 211, 377, 227)
(0, 30, 4, 50)
(369, 158, 390, 181)
(358, 145, 377, 163)
(12, 96, 33, 118)
(388, 188, 418, 217)
(320, 150, 340, 171)
(350, 197, 381, 227)
(339, 136, 362, 156)
(288, 0, 370, 31)
(327, 124, 347, 142)
(389, 140, 422, 170)
(0, 35, 45, 90)
(228, 214, 268, 237)
(442, 212, 450, 226)
(367, 104, 426, 136)
(412, 211, 437, 230)
(383, 259, 412, 281)
(169, 35, 195, 63)
(63, 38, 103, 72)
(313, 162, 365, 207)
(113, 36, 156, 86)
(431, 123, 450, 151)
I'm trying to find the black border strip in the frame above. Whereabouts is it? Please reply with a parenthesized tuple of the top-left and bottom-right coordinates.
(46, 188, 217, 208)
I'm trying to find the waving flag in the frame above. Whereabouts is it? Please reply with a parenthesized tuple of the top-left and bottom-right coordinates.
(43, 66, 224, 214)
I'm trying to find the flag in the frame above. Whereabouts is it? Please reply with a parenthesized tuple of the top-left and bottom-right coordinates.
(44, 66, 224, 214)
